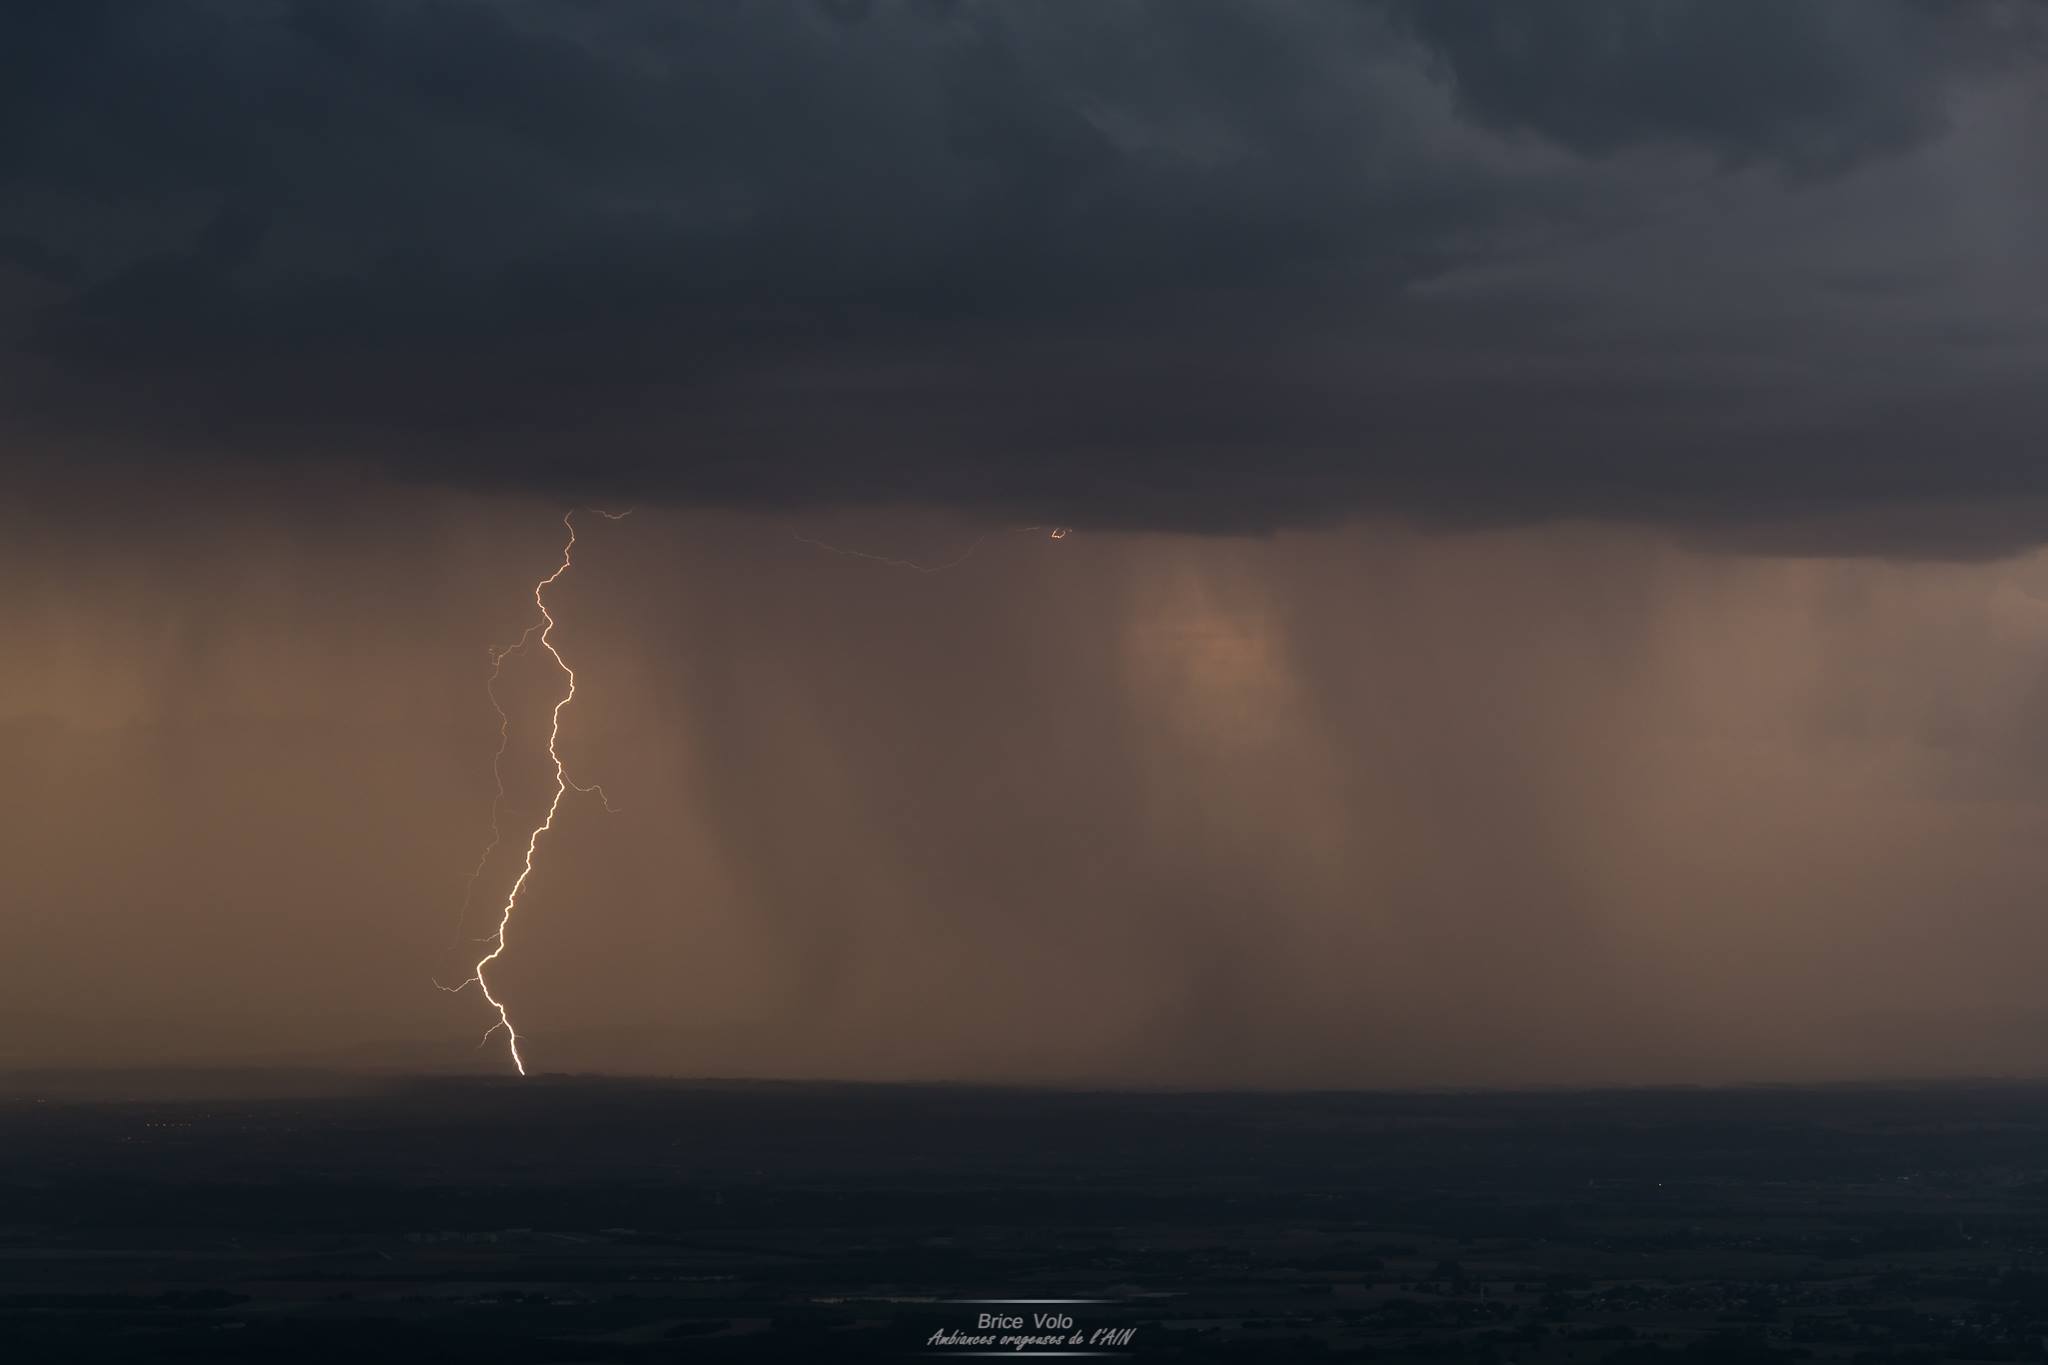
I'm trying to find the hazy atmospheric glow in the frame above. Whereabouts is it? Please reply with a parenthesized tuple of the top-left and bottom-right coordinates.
(10, 474, 2048, 1084)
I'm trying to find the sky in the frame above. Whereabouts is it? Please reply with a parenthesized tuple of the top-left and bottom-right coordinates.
(6, 1, 2048, 1084)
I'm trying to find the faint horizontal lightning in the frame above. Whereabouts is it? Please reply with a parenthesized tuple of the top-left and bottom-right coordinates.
(791, 524, 1071, 573)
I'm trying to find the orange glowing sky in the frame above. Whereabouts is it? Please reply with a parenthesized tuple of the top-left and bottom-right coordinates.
(11, 472, 2048, 1085)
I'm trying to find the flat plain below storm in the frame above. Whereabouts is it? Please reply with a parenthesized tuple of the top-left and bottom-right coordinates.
(9, 1073, 2048, 1361)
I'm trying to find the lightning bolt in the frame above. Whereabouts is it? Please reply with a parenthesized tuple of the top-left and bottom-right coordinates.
(440, 507, 630, 1075)
(791, 524, 1070, 573)
(441, 506, 1041, 1073)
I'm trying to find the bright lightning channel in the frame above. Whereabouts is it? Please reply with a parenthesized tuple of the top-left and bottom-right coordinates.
(440, 507, 630, 1075)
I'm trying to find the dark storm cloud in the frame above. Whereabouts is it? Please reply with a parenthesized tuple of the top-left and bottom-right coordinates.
(1382, 0, 2016, 171)
(5, 0, 2045, 547)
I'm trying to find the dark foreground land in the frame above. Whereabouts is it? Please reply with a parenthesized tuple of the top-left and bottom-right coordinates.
(8, 1076, 2048, 1361)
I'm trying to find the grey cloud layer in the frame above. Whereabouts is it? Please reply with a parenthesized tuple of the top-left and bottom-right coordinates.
(5, 0, 2045, 548)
